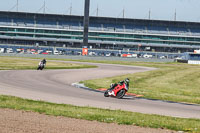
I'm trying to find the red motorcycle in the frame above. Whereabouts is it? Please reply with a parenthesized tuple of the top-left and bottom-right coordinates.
(104, 82, 128, 99)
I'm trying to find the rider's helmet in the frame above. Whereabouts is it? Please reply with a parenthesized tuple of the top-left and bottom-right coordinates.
(42, 58, 46, 63)
(124, 78, 130, 84)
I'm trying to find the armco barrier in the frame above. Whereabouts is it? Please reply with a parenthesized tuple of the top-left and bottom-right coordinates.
(188, 60, 200, 65)
(0, 53, 174, 63)
(175, 59, 188, 63)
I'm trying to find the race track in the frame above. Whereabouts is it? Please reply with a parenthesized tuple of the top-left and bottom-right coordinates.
(0, 61, 199, 119)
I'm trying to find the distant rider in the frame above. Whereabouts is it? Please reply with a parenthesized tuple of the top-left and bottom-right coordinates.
(42, 58, 46, 66)
(37, 58, 46, 70)
(110, 78, 130, 91)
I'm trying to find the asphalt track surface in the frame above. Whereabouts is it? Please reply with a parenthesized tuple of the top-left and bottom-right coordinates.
(0, 61, 200, 119)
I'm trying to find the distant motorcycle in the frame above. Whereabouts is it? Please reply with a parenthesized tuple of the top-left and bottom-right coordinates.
(37, 61, 45, 70)
(104, 82, 128, 99)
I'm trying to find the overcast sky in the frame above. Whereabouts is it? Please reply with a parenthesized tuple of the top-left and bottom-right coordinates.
(0, 0, 200, 22)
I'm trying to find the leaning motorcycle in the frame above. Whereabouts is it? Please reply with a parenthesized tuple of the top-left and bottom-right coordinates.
(37, 62, 45, 70)
(104, 82, 128, 99)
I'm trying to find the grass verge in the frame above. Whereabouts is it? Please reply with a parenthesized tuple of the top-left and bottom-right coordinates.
(0, 95, 199, 132)
(0, 56, 200, 132)
(0, 56, 97, 70)
(81, 61, 200, 104)
(1, 56, 200, 104)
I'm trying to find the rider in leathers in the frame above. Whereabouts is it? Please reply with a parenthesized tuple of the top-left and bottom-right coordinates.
(110, 78, 130, 91)
(37, 58, 47, 70)
(42, 58, 46, 66)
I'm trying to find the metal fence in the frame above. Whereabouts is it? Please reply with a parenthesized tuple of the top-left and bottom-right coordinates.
(0, 53, 174, 63)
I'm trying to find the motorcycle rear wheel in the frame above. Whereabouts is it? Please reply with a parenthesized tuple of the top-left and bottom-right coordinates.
(104, 90, 109, 97)
(116, 89, 126, 99)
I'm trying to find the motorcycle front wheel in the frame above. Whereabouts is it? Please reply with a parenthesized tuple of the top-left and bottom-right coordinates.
(37, 66, 41, 70)
(104, 90, 109, 97)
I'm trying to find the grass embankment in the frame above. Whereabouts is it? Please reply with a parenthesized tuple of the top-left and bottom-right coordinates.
(0, 95, 199, 132)
(81, 61, 200, 104)
(0, 57, 97, 70)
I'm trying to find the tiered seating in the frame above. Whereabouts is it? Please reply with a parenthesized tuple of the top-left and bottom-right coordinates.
(0, 15, 200, 37)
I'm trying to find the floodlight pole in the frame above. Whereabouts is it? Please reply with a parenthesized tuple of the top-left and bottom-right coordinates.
(96, 5, 99, 17)
(17, 0, 19, 12)
(148, 8, 151, 20)
(174, 9, 177, 21)
(83, 0, 90, 47)
(70, 3, 72, 15)
(43, 0, 46, 14)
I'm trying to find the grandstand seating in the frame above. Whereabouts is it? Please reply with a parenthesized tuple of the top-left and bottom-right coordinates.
(0, 14, 199, 37)
(1, 11, 200, 52)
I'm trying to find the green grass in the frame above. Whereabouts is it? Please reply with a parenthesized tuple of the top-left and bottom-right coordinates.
(1, 56, 200, 132)
(0, 95, 199, 132)
(1, 56, 200, 104)
(0, 56, 97, 70)
(81, 61, 200, 104)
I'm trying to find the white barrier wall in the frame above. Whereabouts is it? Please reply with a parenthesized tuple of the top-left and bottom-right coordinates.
(188, 60, 200, 65)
